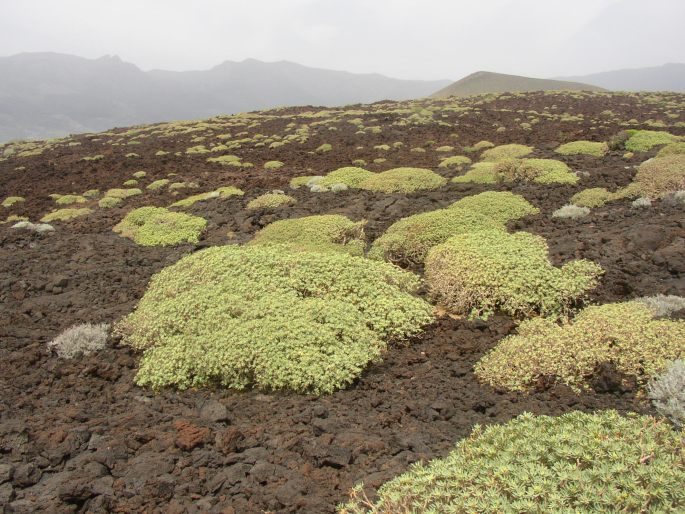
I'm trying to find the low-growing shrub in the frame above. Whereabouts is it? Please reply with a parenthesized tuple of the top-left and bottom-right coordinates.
(629, 155, 685, 198)
(246, 193, 297, 210)
(472, 140, 494, 150)
(250, 215, 365, 255)
(608, 130, 633, 151)
(289, 176, 320, 189)
(264, 160, 284, 169)
(147, 179, 170, 191)
(81, 154, 104, 161)
(637, 294, 685, 317)
(570, 187, 619, 208)
(2, 196, 24, 208)
(648, 360, 685, 428)
(123, 179, 138, 187)
(319, 167, 374, 188)
(434, 145, 453, 152)
(341, 411, 685, 513)
(98, 196, 123, 208)
(41, 208, 92, 222)
(656, 142, 685, 157)
(494, 158, 578, 184)
(316, 143, 332, 154)
(357, 168, 447, 193)
(55, 194, 87, 205)
(437, 155, 471, 168)
(82, 189, 100, 199)
(480, 143, 533, 162)
(104, 188, 143, 199)
(426, 230, 602, 318)
(452, 162, 498, 184)
(207, 155, 241, 165)
(632, 197, 652, 208)
(475, 301, 685, 392)
(132, 171, 147, 179)
(114, 245, 433, 393)
(450, 191, 539, 224)
(555, 140, 608, 157)
(331, 183, 348, 192)
(113, 206, 207, 246)
(552, 204, 590, 218)
(625, 130, 681, 152)
(170, 186, 244, 208)
(47, 323, 109, 359)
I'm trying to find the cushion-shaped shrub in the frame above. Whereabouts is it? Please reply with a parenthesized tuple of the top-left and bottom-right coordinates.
(494, 158, 578, 184)
(114, 245, 433, 393)
(475, 301, 685, 392)
(264, 160, 284, 169)
(47, 323, 109, 359)
(98, 197, 122, 208)
(552, 204, 590, 219)
(2, 196, 25, 208)
(170, 186, 244, 208)
(54, 194, 87, 205)
(452, 162, 498, 184)
(624, 130, 681, 152)
(319, 167, 374, 188)
(113, 206, 206, 246)
(656, 142, 685, 157)
(570, 187, 620, 208)
(147, 179, 170, 190)
(472, 140, 494, 150)
(290, 176, 320, 189)
(250, 215, 365, 255)
(358, 168, 447, 193)
(104, 188, 143, 199)
(480, 143, 533, 162)
(648, 359, 685, 428)
(316, 143, 332, 153)
(341, 411, 685, 514)
(449, 191, 539, 224)
(628, 155, 685, 198)
(41, 208, 92, 222)
(207, 154, 241, 165)
(246, 193, 297, 210)
(438, 155, 472, 168)
(425, 230, 602, 318)
(555, 141, 608, 157)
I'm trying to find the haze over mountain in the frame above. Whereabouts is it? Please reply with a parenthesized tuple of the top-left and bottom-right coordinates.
(558, 63, 685, 92)
(430, 71, 604, 99)
(0, 52, 451, 142)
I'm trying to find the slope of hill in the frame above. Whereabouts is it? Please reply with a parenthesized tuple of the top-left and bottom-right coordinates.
(0, 52, 451, 142)
(558, 63, 685, 92)
(431, 71, 604, 98)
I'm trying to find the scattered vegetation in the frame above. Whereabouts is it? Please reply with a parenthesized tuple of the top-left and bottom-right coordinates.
(41, 208, 92, 223)
(624, 130, 681, 152)
(246, 193, 297, 210)
(437, 155, 471, 168)
(170, 186, 244, 208)
(98, 197, 122, 208)
(2, 196, 24, 208)
(319, 167, 374, 188)
(264, 160, 284, 169)
(357, 168, 447, 193)
(555, 140, 608, 157)
(627, 155, 685, 198)
(570, 187, 619, 208)
(113, 206, 207, 246)
(104, 188, 143, 199)
(480, 143, 533, 162)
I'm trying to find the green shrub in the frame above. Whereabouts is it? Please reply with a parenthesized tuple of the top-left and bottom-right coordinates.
(475, 301, 685, 392)
(434, 145, 454, 152)
(480, 143, 533, 162)
(437, 155, 471, 168)
(374, 144, 391, 151)
(555, 140, 608, 157)
(607, 130, 634, 151)
(132, 170, 147, 179)
(570, 187, 619, 208)
(113, 206, 207, 246)
(319, 167, 375, 188)
(629, 155, 685, 198)
(81, 154, 104, 161)
(494, 158, 578, 184)
(472, 140, 494, 150)
(358, 168, 447, 193)
(264, 160, 284, 169)
(41, 208, 92, 222)
(147, 179, 170, 191)
(170, 186, 244, 208)
(250, 215, 365, 255)
(425, 230, 602, 319)
(246, 193, 297, 210)
(316, 143, 332, 154)
(104, 188, 143, 199)
(625, 130, 681, 152)
(648, 360, 685, 428)
(55, 194, 87, 205)
(449, 191, 539, 224)
(98, 197, 122, 208)
(452, 162, 498, 184)
(341, 411, 685, 514)
(123, 179, 138, 186)
(207, 155, 241, 165)
(2, 196, 25, 208)
(82, 189, 100, 199)
(114, 245, 433, 393)
(169, 181, 198, 191)
(290, 176, 320, 189)
(657, 142, 685, 157)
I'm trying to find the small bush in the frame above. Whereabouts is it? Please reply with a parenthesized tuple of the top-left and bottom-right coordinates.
(98, 196, 122, 208)
(47, 323, 109, 359)
(250, 215, 365, 255)
(437, 155, 471, 168)
(663, 190, 685, 206)
(552, 204, 590, 218)
(632, 197, 652, 208)
(648, 360, 685, 428)
(114, 245, 433, 393)
(104, 188, 143, 199)
(426, 230, 602, 319)
(264, 160, 284, 169)
(341, 411, 685, 514)
(434, 145, 454, 152)
(113, 206, 207, 246)
(170, 186, 244, 208)
(475, 301, 685, 392)
(123, 179, 138, 187)
(55, 194, 87, 205)
(316, 143, 332, 154)
(41, 208, 92, 222)
(82, 189, 100, 199)
(246, 193, 297, 210)
(449, 191, 539, 224)
(657, 142, 685, 157)
(637, 294, 685, 317)
(608, 130, 633, 151)
(358, 168, 447, 193)
(452, 162, 498, 184)
(472, 140, 494, 150)
(207, 155, 241, 165)
(81, 154, 104, 161)
(555, 140, 608, 157)
(480, 143, 533, 162)
(2, 196, 24, 208)
(289, 176, 320, 189)
(625, 130, 680, 152)
(570, 187, 619, 208)
(147, 179, 170, 191)
(319, 167, 374, 188)
(494, 158, 578, 184)
(132, 171, 147, 179)
(629, 155, 685, 198)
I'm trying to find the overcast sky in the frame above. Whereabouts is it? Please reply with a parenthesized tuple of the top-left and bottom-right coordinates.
(1, 0, 683, 80)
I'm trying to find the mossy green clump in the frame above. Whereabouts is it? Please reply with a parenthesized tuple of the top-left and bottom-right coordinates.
(656, 142, 685, 157)
(570, 187, 620, 208)
(452, 162, 498, 184)
(123, 179, 138, 187)
(104, 188, 143, 199)
(425, 230, 602, 319)
(113, 206, 207, 246)
(81, 154, 104, 162)
(450, 191, 540, 224)
(82, 189, 100, 199)
(246, 193, 297, 210)
(319, 167, 375, 188)
(147, 179, 170, 191)
(555, 140, 608, 157)
(434, 145, 454, 152)
(2, 196, 25, 208)
(264, 160, 284, 170)
(473, 140, 494, 150)
(315, 143, 332, 154)
(438, 155, 472, 168)
(114, 245, 433, 393)
(41, 208, 92, 223)
(207, 155, 241, 165)
(289, 176, 320, 189)
(480, 143, 533, 162)
(250, 215, 365, 255)
(476, 302, 685, 392)
(495, 158, 579, 184)
(358, 168, 447, 193)
(341, 411, 685, 514)
(625, 130, 681, 152)
(132, 171, 147, 179)
(54, 194, 87, 205)
(627, 155, 685, 198)
(98, 197, 123, 208)
(170, 186, 244, 208)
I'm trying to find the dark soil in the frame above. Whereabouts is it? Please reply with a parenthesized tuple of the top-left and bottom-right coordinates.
(1, 91, 683, 513)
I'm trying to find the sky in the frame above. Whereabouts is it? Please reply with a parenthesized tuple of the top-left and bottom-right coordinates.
(1, 0, 683, 81)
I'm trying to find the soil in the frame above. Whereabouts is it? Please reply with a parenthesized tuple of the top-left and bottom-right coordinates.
(1, 91, 684, 513)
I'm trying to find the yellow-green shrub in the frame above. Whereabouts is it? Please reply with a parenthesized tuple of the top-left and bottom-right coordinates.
(114, 245, 433, 393)
(319, 167, 374, 187)
(452, 162, 498, 184)
(628, 155, 685, 198)
(104, 188, 143, 199)
(555, 141, 608, 157)
(438, 155, 471, 168)
(480, 143, 533, 162)
(289, 176, 320, 189)
(113, 206, 206, 246)
(264, 160, 284, 169)
(450, 191, 539, 224)
(170, 186, 244, 208)
(98, 197, 122, 208)
(425, 230, 602, 318)
(495, 158, 579, 184)
(147, 179, 170, 191)
(475, 302, 685, 392)
(246, 193, 296, 210)
(656, 142, 685, 157)
(358, 168, 447, 193)
(316, 143, 332, 153)
(2, 196, 24, 208)
(250, 215, 365, 255)
(55, 194, 87, 205)
(341, 411, 685, 514)
(570, 187, 620, 208)
(41, 208, 92, 222)
(625, 130, 681, 152)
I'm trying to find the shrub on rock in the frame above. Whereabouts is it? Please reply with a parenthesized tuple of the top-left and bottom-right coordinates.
(357, 168, 447, 193)
(319, 167, 374, 188)
(624, 130, 681, 152)
(246, 193, 297, 210)
(628, 155, 685, 199)
(480, 143, 533, 162)
(113, 206, 207, 246)
(555, 140, 608, 157)
(648, 359, 685, 428)
(47, 323, 109, 359)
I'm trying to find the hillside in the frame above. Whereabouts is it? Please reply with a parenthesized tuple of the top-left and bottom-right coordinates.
(559, 63, 685, 92)
(431, 71, 604, 98)
(2, 91, 684, 513)
(0, 52, 451, 142)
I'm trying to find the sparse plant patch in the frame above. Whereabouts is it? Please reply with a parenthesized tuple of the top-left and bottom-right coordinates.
(246, 193, 297, 210)
(450, 191, 539, 224)
(147, 179, 170, 190)
(207, 154, 241, 165)
(113, 206, 207, 246)
(631, 197, 652, 208)
(2, 196, 24, 208)
(495, 158, 578, 184)
(47, 323, 109, 359)
(319, 167, 374, 188)
(452, 162, 498, 184)
(437, 155, 471, 168)
(555, 140, 608, 157)
(54, 194, 87, 205)
(637, 294, 685, 317)
(316, 143, 332, 154)
(553, 204, 590, 218)
(98, 197, 122, 208)
(264, 160, 284, 169)
(41, 208, 92, 223)
(357, 168, 447, 193)
(170, 186, 244, 208)
(624, 130, 681, 152)
(656, 142, 685, 157)
(570, 187, 619, 208)
(104, 188, 143, 199)
(289, 176, 320, 189)
(480, 143, 533, 162)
